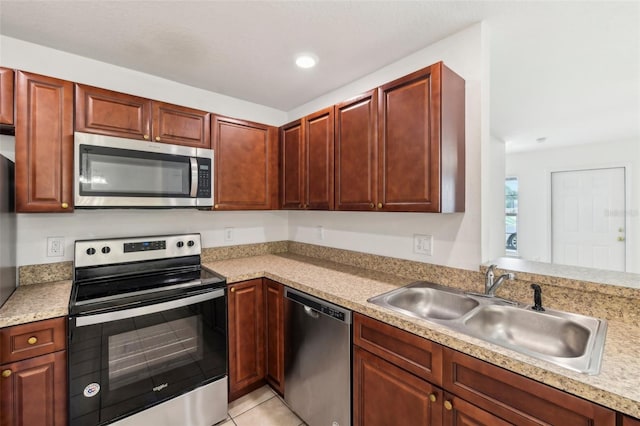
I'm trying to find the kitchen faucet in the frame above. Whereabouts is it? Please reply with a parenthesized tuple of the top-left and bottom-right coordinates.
(485, 264, 515, 296)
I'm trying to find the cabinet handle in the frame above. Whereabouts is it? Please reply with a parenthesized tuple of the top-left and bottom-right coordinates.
(61, 202, 69, 209)
(230, 287, 235, 293)
(428, 393, 437, 403)
(155, 136, 161, 142)
(27, 336, 38, 345)
(1, 370, 11, 378)
(143, 134, 150, 140)
(377, 203, 383, 209)
(444, 400, 453, 411)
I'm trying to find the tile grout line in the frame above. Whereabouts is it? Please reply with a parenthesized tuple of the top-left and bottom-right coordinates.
(229, 392, 277, 420)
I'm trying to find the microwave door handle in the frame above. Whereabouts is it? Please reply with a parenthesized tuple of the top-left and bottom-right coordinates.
(189, 157, 198, 197)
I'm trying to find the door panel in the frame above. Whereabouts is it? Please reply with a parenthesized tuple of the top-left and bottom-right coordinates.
(280, 120, 304, 209)
(305, 107, 334, 210)
(152, 102, 210, 148)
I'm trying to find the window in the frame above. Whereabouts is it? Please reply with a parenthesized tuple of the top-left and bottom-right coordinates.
(505, 177, 518, 255)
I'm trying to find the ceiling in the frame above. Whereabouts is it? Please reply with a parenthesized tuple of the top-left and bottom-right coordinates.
(1, 1, 638, 152)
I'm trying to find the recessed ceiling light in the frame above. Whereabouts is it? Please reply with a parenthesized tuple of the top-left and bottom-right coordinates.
(295, 54, 318, 69)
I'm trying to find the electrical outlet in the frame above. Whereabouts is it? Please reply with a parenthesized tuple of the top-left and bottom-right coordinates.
(316, 225, 325, 240)
(47, 237, 65, 257)
(224, 227, 234, 242)
(413, 234, 433, 255)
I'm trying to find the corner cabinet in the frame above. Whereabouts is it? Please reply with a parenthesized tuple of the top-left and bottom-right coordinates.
(75, 84, 210, 148)
(0, 317, 67, 426)
(15, 71, 74, 213)
(353, 313, 616, 426)
(0, 67, 14, 125)
(280, 107, 334, 210)
(212, 115, 278, 210)
(335, 62, 465, 213)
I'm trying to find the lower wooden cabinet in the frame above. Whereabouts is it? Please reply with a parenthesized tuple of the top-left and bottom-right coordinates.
(354, 346, 442, 426)
(264, 279, 285, 395)
(227, 278, 266, 400)
(0, 67, 14, 125)
(0, 318, 67, 426)
(353, 313, 616, 426)
(624, 415, 640, 426)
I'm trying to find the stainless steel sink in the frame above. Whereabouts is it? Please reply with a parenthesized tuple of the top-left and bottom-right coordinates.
(367, 281, 607, 374)
(373, 282, 480, 320)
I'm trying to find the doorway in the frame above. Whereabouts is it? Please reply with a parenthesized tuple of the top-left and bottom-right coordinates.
(551, 167, 626, 271)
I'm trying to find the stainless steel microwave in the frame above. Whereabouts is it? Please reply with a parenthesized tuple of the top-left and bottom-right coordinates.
(74, 132, 213, 208)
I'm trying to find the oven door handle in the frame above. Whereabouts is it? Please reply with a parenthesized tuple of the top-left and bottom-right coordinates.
(74, 288, 225, 327)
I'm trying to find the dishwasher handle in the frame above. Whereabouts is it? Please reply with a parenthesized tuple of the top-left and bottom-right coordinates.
(285, 287, 352, 324)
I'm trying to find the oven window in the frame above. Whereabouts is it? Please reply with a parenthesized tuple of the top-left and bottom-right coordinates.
(79, 146, 190, 197)
(108, 316, 203, 390)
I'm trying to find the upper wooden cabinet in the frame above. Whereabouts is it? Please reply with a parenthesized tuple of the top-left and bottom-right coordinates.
(378, 62, 465, 212)
(334, 62, 465, 213)
(212, 115, 278, 210)
(15, 71, 74, 213)
(280, 106, 334, 210)
(0, 68, 14, 125)
(75, 84, 210, 148)
(335, 90, 379, 211)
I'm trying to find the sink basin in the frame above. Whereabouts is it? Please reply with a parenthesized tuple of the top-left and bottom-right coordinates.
(368, 282, 480, 321)
(464, 305, 599, 358)
(367, 281, 607, 374)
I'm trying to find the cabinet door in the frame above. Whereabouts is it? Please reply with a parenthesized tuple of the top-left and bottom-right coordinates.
(228, 279, 265, 400)
(0, 67, 14, 125)
(75, 84, 152, 140)
(15, 71, 73, 212)
(212, 116, 278, 210)
(442, 392, 511, 426)
(353, 346, 441, 426)
(624, 416, 640, 426)
(377, 62, 465, 213)
(264, 279, 284, 395)
(335, 90, 378, 211)
(443, 348, 616, 426)
(305, 106, 334, 210)
(280, 120, 304, 209)
(151, 101, 211, 148)
(0, 351, 67, 426)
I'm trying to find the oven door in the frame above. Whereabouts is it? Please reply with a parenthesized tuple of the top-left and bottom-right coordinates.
(74, 131, 213, 208)
(68, 289, 226, 426)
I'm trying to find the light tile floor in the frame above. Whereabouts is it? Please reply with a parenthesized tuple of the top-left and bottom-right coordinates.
(216, 385, 306, 426)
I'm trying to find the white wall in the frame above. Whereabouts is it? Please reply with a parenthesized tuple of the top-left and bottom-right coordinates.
(506, 139, 639, 273)
(288, 23, 489, 271)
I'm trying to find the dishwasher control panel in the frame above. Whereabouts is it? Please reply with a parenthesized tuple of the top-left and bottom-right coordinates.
(323, 307, 346, 321)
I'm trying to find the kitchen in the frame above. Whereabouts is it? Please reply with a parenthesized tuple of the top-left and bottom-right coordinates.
(0, 1, 639, 426)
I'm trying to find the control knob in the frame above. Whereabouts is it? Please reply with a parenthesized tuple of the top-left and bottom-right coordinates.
(187, 240, 195, 247)
(101, 246, 111, 254)
(177, 241, 184, 248)
(86, 248, 96, 255)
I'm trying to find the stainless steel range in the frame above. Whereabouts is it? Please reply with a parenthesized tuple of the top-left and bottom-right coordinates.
(68, 234, 227, 426)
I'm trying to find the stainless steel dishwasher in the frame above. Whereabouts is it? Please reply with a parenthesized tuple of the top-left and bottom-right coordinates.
(284, 287, 352, 426)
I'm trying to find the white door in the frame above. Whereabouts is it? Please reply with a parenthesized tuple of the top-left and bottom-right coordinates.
(551, 167, 626, 271)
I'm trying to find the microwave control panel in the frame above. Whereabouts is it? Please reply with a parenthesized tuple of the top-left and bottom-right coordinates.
(197, 159, 212, 198)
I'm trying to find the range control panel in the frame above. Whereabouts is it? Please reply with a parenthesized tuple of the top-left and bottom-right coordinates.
(75, 234, 201, 268)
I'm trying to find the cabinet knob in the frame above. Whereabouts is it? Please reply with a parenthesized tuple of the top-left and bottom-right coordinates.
(369, 203, 374, 209)
(61, 202, 69, 209)
(143, 134, 150, 140)
(618, 236, 626, 242)
(27, 336, 38, 345)
(155, 136, 161, 142)
(214, 204, 219, 209)
(1, 369, 11, 378)
(444, 400, 453, 411)
(428, 393, 437, 403)
(230, 287, 236, 293)
(377, 203, 383, 209)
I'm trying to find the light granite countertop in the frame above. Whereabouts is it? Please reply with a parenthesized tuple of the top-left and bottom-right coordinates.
(0, 280, 71, 328)
(2, 253, 638, 418)
(204, 253, 640, 419)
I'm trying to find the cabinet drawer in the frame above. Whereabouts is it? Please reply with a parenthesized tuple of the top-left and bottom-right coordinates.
(353, 313, 442, 385)
(0, 317, 66, 363)
(443, 347, 616, 426)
